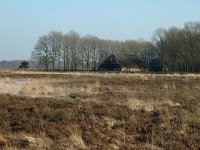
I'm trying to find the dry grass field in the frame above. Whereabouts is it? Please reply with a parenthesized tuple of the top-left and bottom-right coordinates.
(0, 69, 200, 150)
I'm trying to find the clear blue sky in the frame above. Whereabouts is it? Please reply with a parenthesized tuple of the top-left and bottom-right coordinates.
(0, 0, 200, 60)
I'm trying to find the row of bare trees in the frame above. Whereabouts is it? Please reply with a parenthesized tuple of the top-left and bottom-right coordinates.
(32, 21, 200, 72)
(32, 31, 156, 71)
(154, 21, 200, 72)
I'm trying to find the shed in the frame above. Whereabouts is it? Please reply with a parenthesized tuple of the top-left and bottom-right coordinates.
(148, 58, 166, 72)
(18, 61, 31, 69)
(98, 54, 148, 72)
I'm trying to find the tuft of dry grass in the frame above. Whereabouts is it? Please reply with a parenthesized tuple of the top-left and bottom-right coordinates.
(68, 125, 87, 149)
(0, 133, 52, 150)
(0, 133, 7, 148)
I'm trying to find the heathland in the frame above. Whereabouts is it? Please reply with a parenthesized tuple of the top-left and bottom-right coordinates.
(0, 70, 200, 150)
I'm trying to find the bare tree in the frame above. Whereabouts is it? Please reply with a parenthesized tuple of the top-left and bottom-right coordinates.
(33, 35, 51, 70)
(81, 35, 93, 71)
(61, 33, 71, 71)
(79, 37, 89, 71)
(48, 31, 62, 71)
(67, 31, 80, 70)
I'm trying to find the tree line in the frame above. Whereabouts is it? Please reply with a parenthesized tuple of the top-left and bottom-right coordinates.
(32, 31, 156, 71)
(154, 21, 200, 72)
(32, 21, 200, 72)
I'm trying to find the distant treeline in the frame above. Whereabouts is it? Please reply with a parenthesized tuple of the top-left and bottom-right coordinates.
(154, 22, 200, 72)
(0, 60, 37, 69)
(0, 60, 23, 69)
(32, 31, 156, 71)
(32, 21, 200, 72)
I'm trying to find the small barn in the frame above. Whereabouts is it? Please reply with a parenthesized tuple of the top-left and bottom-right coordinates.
(18, 61, 31, 69)
(98, 54, 148, 72)
(149, 58, 166, 72)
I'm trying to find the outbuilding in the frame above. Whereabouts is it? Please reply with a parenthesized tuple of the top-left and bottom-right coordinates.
(148, 58, 166, 72)
(18, 61, 31, 69)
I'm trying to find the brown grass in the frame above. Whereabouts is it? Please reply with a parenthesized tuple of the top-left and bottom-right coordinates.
(0, 70, 199, 149)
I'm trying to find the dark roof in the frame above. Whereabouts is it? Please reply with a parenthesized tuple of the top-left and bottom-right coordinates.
(100, 54, 148, 69)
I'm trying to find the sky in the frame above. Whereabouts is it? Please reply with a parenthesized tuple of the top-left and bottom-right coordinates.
(0, 0, 200, 60)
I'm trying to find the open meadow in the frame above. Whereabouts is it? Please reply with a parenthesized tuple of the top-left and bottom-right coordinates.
(0, 70, 200, 150)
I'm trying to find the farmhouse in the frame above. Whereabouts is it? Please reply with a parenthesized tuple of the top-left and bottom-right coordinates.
(98, 54, 148, 72)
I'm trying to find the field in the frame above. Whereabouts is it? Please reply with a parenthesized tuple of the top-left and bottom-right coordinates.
(0, 70, 200, 150)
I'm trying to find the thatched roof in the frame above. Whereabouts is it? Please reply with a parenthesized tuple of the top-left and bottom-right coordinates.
(99, 54, 148, 69)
